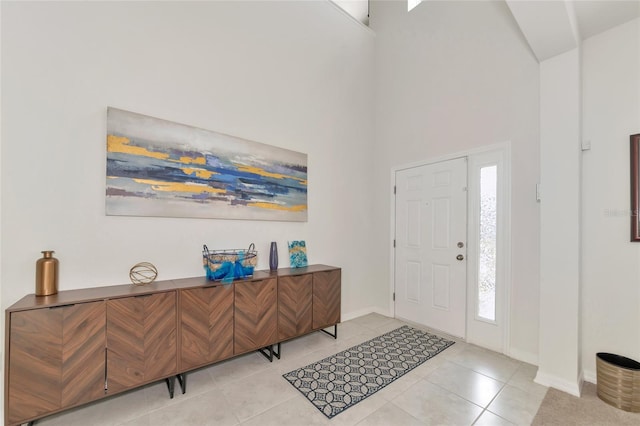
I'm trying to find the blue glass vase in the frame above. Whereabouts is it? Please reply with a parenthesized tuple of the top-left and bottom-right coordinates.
(269, 242, 278, 271)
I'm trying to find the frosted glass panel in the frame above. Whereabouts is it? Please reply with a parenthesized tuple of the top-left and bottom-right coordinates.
(478, 165, 497, 321)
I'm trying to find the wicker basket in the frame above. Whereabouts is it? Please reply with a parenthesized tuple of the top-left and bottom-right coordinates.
(596, 352, 640, 412)
(203, 244, 257, 281)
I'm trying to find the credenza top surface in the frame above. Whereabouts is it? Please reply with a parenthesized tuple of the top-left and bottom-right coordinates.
(7, 264, 340, 312)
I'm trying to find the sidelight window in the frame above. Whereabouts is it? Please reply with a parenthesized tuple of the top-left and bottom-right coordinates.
(478, 165, 497, 322)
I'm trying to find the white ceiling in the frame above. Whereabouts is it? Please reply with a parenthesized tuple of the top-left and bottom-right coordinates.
(506, 0, 640, 62)
(333, 1, 640, 61)
(574, 0, 640, 39)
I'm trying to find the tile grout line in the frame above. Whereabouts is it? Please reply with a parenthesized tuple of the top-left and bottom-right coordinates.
(237, 394, 299, 425)
(470, 378, 511, 425)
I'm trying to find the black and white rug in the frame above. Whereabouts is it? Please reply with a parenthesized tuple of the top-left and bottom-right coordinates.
(282, 325, 454, 419)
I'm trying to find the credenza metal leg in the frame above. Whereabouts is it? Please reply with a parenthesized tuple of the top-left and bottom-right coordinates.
(319, 324, 338, 339)
(258, 344, 275, 362)
(177, 373, 187, 394)
(273, 342, 281, 360)
(165, 376, 176, 399)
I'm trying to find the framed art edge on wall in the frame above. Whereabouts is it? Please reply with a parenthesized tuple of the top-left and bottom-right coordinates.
(630, 134, 640, 241)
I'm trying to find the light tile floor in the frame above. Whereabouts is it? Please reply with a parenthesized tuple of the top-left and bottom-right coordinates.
(38, 314, 548, 426)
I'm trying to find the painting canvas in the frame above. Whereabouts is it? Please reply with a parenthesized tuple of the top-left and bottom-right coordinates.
(106, 108, 308, 221)
(288, 240, 308, 268)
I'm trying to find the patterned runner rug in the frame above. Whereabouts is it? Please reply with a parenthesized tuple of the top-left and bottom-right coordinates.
(282, 325, 454, 418)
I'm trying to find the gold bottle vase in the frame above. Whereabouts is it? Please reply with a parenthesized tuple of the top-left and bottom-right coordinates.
(36, 251, 58, 296)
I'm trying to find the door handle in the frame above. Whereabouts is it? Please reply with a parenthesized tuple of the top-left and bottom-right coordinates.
(456, 254, 464, 261)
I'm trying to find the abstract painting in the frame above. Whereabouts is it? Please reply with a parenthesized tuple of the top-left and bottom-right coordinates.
(106, 108, 308, 221)
(288, 240, 308, 268)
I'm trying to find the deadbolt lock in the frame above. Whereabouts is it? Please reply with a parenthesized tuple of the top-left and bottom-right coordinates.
(457, 242, 464, 248)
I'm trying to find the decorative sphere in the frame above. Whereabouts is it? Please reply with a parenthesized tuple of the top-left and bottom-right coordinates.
(129, 262, 158, 286)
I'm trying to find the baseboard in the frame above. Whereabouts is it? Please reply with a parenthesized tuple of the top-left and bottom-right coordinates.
(577, 369, 584, 394)
(534, 370, 582, 397)
(583, 368, 596, 384)
(341, 306, 391, 322)
(508, 347, 539, 366)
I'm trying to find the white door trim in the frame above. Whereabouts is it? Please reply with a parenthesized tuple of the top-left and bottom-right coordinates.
(389, 142, 512, 355)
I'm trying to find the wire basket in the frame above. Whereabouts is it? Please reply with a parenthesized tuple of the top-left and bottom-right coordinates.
(203, 243, 257, 282)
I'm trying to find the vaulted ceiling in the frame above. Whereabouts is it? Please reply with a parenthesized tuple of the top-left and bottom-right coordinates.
(506, 0, 640, 62)
(333, 1, 639, 62)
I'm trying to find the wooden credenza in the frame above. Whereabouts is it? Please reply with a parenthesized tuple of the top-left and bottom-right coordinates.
(4, 265, 340, 426)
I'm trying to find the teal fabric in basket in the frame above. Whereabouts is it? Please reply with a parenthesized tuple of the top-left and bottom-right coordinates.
(205, 260, 254, 283)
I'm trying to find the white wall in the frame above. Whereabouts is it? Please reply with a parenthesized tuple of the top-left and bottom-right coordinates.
(369, 0, 540, 362)
(0, 1, 376, 320)
(581, 17, 640, 381)
(536, 47, 582, 395)
(0, 4, 3, 422)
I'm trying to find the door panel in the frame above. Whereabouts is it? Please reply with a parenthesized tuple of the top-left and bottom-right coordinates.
(106, 292, 176, 393)
(8, 309, 63, 424)
(407, 200, 421, 246)
(180, 285, 234, 370)
(144, 292, 178, 380)
(278, 274, 313, 341)
(433, 198, 451, 248)
(61, 302, 106, 407)
(395, 157, 467, 338)
(8, 301, 106, 425)
(432, 264, 451, 309)
(406, 262, 421, 302)
(234, 278, 277, 354)
(312, 269, 341, 329)
(106, 297, 146, 391)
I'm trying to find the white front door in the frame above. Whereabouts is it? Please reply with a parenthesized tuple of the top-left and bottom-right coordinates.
(394, 157, 467, 338)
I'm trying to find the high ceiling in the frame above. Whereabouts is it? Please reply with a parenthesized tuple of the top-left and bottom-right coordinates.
(333, 1, 640, 62)
(506, 0, 640, 61)
(574, 0, 640, 39)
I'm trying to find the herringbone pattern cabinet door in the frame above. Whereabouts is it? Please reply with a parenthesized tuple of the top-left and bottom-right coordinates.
(8, 308, 63, 425)
(61, 302, 107, 407)
(180, 285, 234, 370)
(313, 270, 341, 329)
(145, 292, 178, 380)
(234, 278, 277, 354)
(278, 274, 312, 341)
(106, 292, 176, 394)
(8, 301, 106, 425)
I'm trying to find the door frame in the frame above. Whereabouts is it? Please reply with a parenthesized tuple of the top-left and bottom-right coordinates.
(389, 142, 512, 354)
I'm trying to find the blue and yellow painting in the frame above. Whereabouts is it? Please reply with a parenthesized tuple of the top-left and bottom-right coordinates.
(106, 108, 308, 221)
